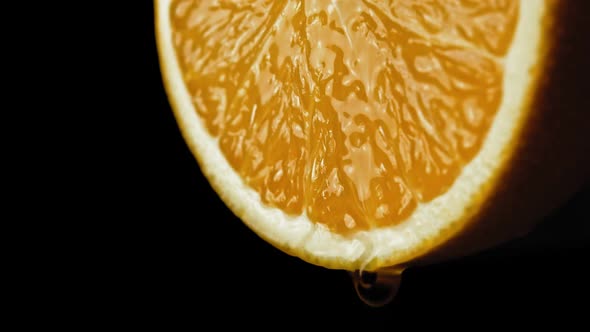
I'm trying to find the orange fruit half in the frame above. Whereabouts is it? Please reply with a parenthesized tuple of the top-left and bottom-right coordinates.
(156, 0, 589, 271)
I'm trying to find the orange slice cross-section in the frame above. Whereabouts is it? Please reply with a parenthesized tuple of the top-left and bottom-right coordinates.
(157, 0, 590, 271)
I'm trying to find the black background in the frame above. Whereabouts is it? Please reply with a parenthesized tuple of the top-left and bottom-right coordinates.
(103, 1, 590, 328)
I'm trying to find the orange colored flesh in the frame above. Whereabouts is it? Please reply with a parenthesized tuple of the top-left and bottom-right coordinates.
(169, 0, 519, 235)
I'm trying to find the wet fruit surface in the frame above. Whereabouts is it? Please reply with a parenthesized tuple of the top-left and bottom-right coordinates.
(169, 0, 519, 234)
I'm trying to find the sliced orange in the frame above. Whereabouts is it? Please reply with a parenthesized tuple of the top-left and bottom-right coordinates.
(156, 0, 589, 271)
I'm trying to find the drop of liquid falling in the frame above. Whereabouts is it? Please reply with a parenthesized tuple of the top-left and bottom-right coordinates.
(350, 266, 405, 307)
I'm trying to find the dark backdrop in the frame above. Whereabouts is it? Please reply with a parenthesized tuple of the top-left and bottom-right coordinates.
(108, 1, 589, 328)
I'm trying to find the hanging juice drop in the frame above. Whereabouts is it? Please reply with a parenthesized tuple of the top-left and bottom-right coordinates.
(350, 266, 405, 307)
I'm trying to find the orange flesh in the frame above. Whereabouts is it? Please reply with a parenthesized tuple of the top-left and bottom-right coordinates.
(169, 0, 519, 235)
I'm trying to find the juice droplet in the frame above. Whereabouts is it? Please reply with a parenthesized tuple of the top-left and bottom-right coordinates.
(350, 266, 405, 307)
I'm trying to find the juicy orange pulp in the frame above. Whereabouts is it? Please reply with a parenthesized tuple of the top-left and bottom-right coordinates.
(169, 0, 519, 235)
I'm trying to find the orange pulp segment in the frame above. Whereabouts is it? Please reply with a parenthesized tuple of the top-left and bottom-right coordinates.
(168, 0, 519, 235)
